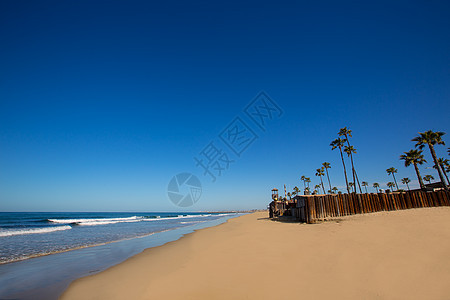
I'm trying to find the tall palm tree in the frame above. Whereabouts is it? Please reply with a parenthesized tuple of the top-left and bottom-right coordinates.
(362, 181, 368, 193)
(400, 149, 427, 189)
(332, 187, 338, 194)
(339, 127, 362, 193)
(330, 138, 350, 194)
(412, 130, 448, 190)
(344, 145, 359, 192)
(401, 178, 411, 191)
(301, 175, 306, 190)
(322, 162, 332, 192)
(434, 158, 450, 185)
(373, 182, 380, 193)
(386, 167, 399, 190)
(387, 182, 395, 191)
(315, 168, 326, 194)
(423, 175, 434, 184)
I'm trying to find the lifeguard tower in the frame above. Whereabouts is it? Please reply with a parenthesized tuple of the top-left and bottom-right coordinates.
(271, 188, 278, 201)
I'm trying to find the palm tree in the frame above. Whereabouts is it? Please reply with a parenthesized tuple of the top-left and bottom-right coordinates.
(373, 182, 380, 193)
(322, 162, 332, 192)
(386, 167, 399, 190)
(344, 145, 359, 192)
(305, 177, 311, 189)
(400, 149, 427, 189)
(314, 184, 321, 194)
(332, 187, 338, 194)
(387, 182, 395, 191)
(301, 175, 306, 190)
(423, 175, 434, 184)
(362, 181, 368, 193)
(287, 192, 291, 200)
(293, 186, 300, 197)
(401, 178, 411, 191)
(349, 182, 354, 191)
(330, 138, 350, 194)
(412, 130, 448, 190)
(339, 127, 362, 193)
(315, 168, 326, 194)
(434, 158, 450, 185)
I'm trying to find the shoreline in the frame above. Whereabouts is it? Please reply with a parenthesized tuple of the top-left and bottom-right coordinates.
(62, 207, 450, 300)
(0, 212, 240, 265)
(0, 214, 241, 300)
(0, 230, 166, 266)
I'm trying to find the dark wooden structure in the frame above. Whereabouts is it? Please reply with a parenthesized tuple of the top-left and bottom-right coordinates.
(288, 191, 450, 223)
(269, 188, 298, 218)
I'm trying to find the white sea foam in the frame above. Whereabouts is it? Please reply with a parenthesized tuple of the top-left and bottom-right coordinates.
(142, 214, 212, 222)
(48, 216, 143, 226)
(47, 214, 225, 226)
(0, 225, 72, 237)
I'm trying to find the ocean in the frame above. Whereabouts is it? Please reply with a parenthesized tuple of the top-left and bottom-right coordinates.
(0, 212, 238, 264)
(0, 212, 241, 299)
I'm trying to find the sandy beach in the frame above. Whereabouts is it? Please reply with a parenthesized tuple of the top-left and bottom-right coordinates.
(61, 208, 450, 300)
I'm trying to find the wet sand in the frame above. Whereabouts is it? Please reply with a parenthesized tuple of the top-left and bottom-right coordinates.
(62, 207, 450, 299)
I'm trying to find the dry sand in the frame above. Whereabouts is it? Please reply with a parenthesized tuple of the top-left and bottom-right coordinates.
(61, 207, 450, 300)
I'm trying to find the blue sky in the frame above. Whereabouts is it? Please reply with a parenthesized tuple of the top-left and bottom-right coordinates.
(0, 0, 449, 211)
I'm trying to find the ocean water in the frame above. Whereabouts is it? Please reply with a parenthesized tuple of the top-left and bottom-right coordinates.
(0, 212, 236, 264)
(0, 212, 242, 300)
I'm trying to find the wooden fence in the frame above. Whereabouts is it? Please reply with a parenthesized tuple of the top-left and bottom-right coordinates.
(292, 191, 450, 223)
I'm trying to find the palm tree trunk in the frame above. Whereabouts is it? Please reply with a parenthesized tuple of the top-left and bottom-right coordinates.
(375, 186, 378, 193)
(364, 186, 367, 193)
(414, 162, 425, 189)
(345, 136, 358, 193)
(325, 168, 332, 193)
(440, 163, 450, 185)
(350, 157, 356, 192)
(339, 147, 350, 194)
(392, 173, 399, 190)
(429, 144, 449, 190)
(320, 176, 325, 194)
(406, 183, 410, 191)
(354, 169, 362, 193)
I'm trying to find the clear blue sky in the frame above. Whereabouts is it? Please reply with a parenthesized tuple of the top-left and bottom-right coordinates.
(1, 0, 449, 211)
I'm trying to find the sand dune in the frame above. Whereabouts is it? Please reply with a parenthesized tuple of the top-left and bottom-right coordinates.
(61, 207, 450, 299)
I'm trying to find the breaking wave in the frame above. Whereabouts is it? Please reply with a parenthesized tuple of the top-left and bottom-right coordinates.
(0, 225, 72, 237)
(46, 214, 221, 226)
